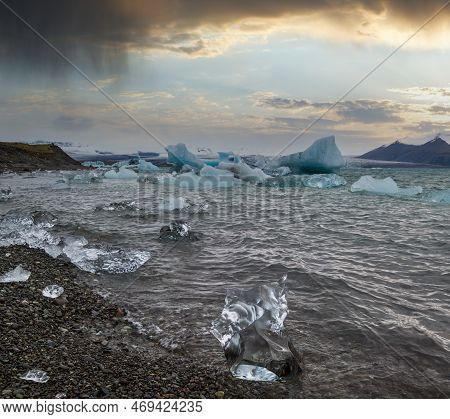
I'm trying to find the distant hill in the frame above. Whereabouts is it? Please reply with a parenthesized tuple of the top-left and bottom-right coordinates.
(359, 136, 450, 166)
(0, 142, 81, 172)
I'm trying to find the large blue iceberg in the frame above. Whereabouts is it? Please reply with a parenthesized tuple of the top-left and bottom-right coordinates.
(275, 136, 345, 173)
(166, 143, 205, 170)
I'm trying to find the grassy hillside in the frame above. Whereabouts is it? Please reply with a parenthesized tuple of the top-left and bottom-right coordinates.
(0, 142, 81, 172)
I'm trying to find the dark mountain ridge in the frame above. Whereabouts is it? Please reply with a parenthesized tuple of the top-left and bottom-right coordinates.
(359, 136, 450, 166)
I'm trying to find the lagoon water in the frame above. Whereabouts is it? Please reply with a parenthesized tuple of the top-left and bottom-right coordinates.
(1, 167, 449, 397)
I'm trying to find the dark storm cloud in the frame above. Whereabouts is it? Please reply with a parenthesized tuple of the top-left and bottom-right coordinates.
(0, 0, 448, 74)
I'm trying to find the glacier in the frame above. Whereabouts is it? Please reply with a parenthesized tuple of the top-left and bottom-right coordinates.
(166, 143, 205, 170)
(275, 136, 345, 173)
(211, 275, 302, 381)
(301, 173, 347, 189)
(351, 176, 423, 196)
(0, 264, 31, 283)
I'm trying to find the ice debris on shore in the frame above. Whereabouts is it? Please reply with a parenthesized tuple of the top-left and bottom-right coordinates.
(301, 173, 347, 189)
(274, 136, 345, 173)
(21, 370, 49, 383)
(0, 264, 31, 283)
(0, 211, 150, 274)
(104, 167, 138, 180)
(42, 284, 64, 298)
(1, 187, 12, 201)
(211, 274, 302, 382)
(351, 176, 423, 196)
(159, 220, 199, 241)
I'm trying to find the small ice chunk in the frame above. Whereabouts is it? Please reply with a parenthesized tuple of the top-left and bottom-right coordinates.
(351, 175, 422, 196)
(138, 159, 160, 172)
(301, 173, 347, 189)
(211, 275, 302, 382)
(42, 285, 64, 298)
(166, 143, 205, 170)
(0, 265, 31, 283)
(95, 200, 138, 212)
(159, 220, 199, 241)
(104, 167, 138, 180)
(428, 189, 450, 203)
(21, 369, 49, 383)
(1, 187, 12, 201)
(232, 364, 279, 382)
(159, 197, 187, 211)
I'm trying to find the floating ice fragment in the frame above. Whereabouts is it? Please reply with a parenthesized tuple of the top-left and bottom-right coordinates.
(199, 165, 236, 187)
(95, 200, 138, 212)
(104, 167, 138, 180)
(218, 160, 271, 184)
(1, 187, 12, 201)
(211, 275, 302, 382)
(166, 143, 205, 170)
(82, 161, 105, 168)
(276, 136, 345, 173)
(428, 189, 450, 204)
(138, 159, 160, 172)
(301, 173, 347, 189)
(351, 175, 422, 196)
(160, 220, 199, 241)
(0, 265, 31, 283)
(42, 285, 64, 298)
(158, 197, 188, 211)
(21, 370, 49, 383)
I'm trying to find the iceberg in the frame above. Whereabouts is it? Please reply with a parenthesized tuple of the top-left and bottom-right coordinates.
(276, 136, 345, 173)
(81, 161, 105, 168)
(166, 143, 205, 170)
(71, 171, 103, 184)
(21, 370, 49, 383)
(138, 159, 160, 172)
(301, 173, 347, 189)
(104, 167, 138, 180)
(211, 275, 302, 382)
(199, 166, 236, 187)
(218, 160, 271, 184)
(0, 265, 31, 283)
(351, 175, 422, 196)
(42, 284, 64, 298)
(428, 189, 450, 204)
(159, 220, 199, 241)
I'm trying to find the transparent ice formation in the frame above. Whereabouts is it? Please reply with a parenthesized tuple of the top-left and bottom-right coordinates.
(159, 220, 198, 241)
(351, 175, 423, 196)
(42, 284, 64, 298)
(0, 265, 31, 283)
(158, 197, 188, 211)
(95, 200, 138, 212)
(301, 173, 347, 189)
(428, 189, 450, 204)
(21, 370, 49, 383)
(1, 187, 12, 201)
(0, 211, 150, 274)
(211, 275, 302, 382)
(104, 167, 138, 180)
(276, 136, 345, 173)
(166, 143, 205, 170)
(138, 159, 160, 172)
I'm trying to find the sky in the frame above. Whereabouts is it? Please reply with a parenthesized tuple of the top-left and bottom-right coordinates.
(0, 0, 449, 156)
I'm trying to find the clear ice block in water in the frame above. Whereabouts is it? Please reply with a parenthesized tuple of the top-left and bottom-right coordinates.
(211, 275, 302, 381)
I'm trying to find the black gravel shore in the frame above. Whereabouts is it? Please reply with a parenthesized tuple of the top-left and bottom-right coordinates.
(0, 245, 289, 399)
